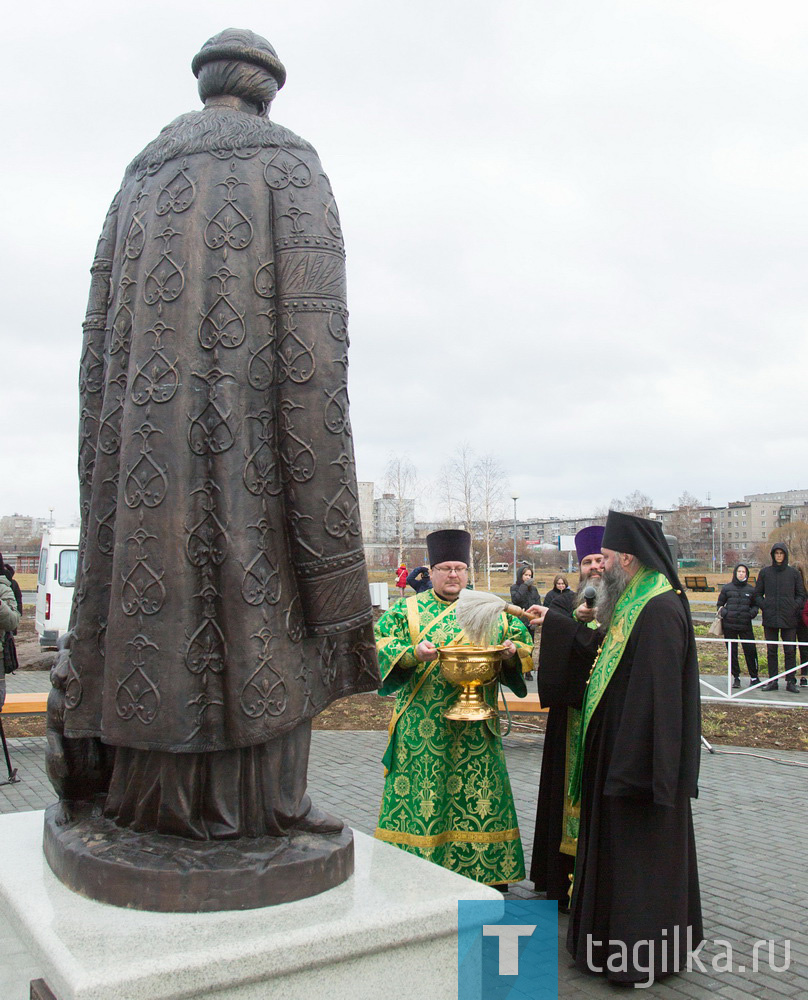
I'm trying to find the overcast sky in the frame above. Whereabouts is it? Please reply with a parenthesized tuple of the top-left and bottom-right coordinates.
(4, 0, 808, 525)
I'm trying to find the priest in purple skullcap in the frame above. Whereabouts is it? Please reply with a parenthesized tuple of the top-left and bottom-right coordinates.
(528, 510, 702, 986)
(529, 523, 605, 907)
(574, 524, 605, 567)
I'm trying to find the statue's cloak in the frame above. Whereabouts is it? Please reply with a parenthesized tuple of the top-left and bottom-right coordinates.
(66, 106, 379, 752)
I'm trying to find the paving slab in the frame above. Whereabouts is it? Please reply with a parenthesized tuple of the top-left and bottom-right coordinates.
(0, 730, 805, 998)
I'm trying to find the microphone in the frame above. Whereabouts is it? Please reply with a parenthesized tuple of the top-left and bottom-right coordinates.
(583, 585, 597, 608)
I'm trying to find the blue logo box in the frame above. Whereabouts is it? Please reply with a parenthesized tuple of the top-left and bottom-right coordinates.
(458, 899, 558, 999)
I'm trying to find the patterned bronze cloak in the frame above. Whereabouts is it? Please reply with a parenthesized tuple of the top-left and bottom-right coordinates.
(65, 105, 379, 752)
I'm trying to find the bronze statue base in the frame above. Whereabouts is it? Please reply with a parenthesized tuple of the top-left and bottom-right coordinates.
(43, 803, 353, 912)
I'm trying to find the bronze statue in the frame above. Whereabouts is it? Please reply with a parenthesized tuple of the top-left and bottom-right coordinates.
(44, 28, 380, 911)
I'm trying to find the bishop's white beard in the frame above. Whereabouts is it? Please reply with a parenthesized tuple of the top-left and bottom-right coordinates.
(595, 563, 631, 628)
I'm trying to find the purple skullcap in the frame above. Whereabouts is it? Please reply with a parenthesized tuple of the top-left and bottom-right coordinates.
(575, 525, 605, 563)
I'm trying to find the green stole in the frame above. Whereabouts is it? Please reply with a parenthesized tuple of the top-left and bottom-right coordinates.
(559, 620, 599, 857)
(568, 566, 672, 805)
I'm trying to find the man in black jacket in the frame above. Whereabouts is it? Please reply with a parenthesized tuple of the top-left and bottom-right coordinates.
(755, 543, 806, 693)
(405, 565, 432, 594)
(717, 564, 761, 688)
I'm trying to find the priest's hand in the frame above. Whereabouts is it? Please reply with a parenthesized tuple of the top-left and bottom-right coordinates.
(526, 604, 548, 626)
(502, 639, 517, 658)
(573, 605, 596, 623)
(415, 640, 438, 662)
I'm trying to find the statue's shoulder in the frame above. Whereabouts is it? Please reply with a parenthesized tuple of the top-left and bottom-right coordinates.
(124, 109, 317, 179)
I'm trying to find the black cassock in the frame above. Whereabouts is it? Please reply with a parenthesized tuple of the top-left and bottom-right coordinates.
(529, 615, 591, 902)
(539, 592, 703, 984)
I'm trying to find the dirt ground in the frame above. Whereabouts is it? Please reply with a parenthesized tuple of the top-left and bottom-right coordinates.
(312, 694, 808, 752)
(6, 607, 808, 751)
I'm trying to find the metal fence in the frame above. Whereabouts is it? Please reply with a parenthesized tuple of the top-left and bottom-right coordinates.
(697, 635, 807, 708)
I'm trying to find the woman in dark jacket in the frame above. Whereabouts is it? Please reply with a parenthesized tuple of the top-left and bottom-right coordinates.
(543, 574, 574, 617)
(754, 543, 806, 692)
(511, 567, 539, 680)
(510, 567, 540, 611)
(716, 563, 760, 687)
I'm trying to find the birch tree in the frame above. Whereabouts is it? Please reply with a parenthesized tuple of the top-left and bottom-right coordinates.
(383, 455, 418, 566)
(439, 445, 509, 587)
(438, 445, 479, 582)
(478, 455, 507, 590)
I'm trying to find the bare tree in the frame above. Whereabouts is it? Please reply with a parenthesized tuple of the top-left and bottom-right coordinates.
(622, 490, 655, 517)
(436, 465, 458, 528)
(669, 491, 703, 560)
(440, 444, 481, 584)
(767, 523, 808, 568)
(383, 455, 418, 566)
(477, 454, 508, 590)
(608, 490, 655, 517)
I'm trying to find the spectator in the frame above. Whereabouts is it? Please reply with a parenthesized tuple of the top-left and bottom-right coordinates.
(511, 565, 540, 680)
(0, 563, 21, 711)
(510, 566, 540, 612)
(755, 543, 806, 693)
(716, 564, 761, 688)
(0, 552, 21, 680)
(406, 565, 432, 594)
(544, 574, 574, 616)
(795, 563, 808, 687)
(0, 553, 22, 617)
(395, 564, 408, 601)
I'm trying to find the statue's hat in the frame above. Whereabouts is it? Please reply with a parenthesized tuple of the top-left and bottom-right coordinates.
(192, 28, 287, 89)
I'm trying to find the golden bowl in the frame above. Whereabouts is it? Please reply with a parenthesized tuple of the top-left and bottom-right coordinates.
(437, 645, 506, 722)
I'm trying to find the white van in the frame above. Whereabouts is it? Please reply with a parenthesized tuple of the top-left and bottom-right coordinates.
(489, 563, 509, 573)
(35, 526, 80, 649)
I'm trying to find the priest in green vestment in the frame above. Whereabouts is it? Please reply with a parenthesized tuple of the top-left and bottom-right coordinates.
(374, 529, 533, 886)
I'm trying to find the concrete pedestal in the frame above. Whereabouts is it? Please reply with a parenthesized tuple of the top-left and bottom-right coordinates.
(0, 810, 501, 1000)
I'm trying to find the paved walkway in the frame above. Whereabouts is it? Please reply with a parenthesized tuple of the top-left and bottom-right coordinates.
(1, 729, 806, 999)
(5, 670, 52, 693)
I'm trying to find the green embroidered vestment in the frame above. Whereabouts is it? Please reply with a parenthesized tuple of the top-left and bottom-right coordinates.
(374, 590, 532, 885)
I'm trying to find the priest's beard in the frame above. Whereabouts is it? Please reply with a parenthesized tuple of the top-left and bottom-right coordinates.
(574, 575, 605, 609)
(596, 562, 631, 627)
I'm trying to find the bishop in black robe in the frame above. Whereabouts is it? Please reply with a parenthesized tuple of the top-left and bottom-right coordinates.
(531, 511, 703, 985)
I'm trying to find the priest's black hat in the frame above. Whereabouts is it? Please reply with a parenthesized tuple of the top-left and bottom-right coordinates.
(426, 529, 471, 567)
(602, 510, 683, 593)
